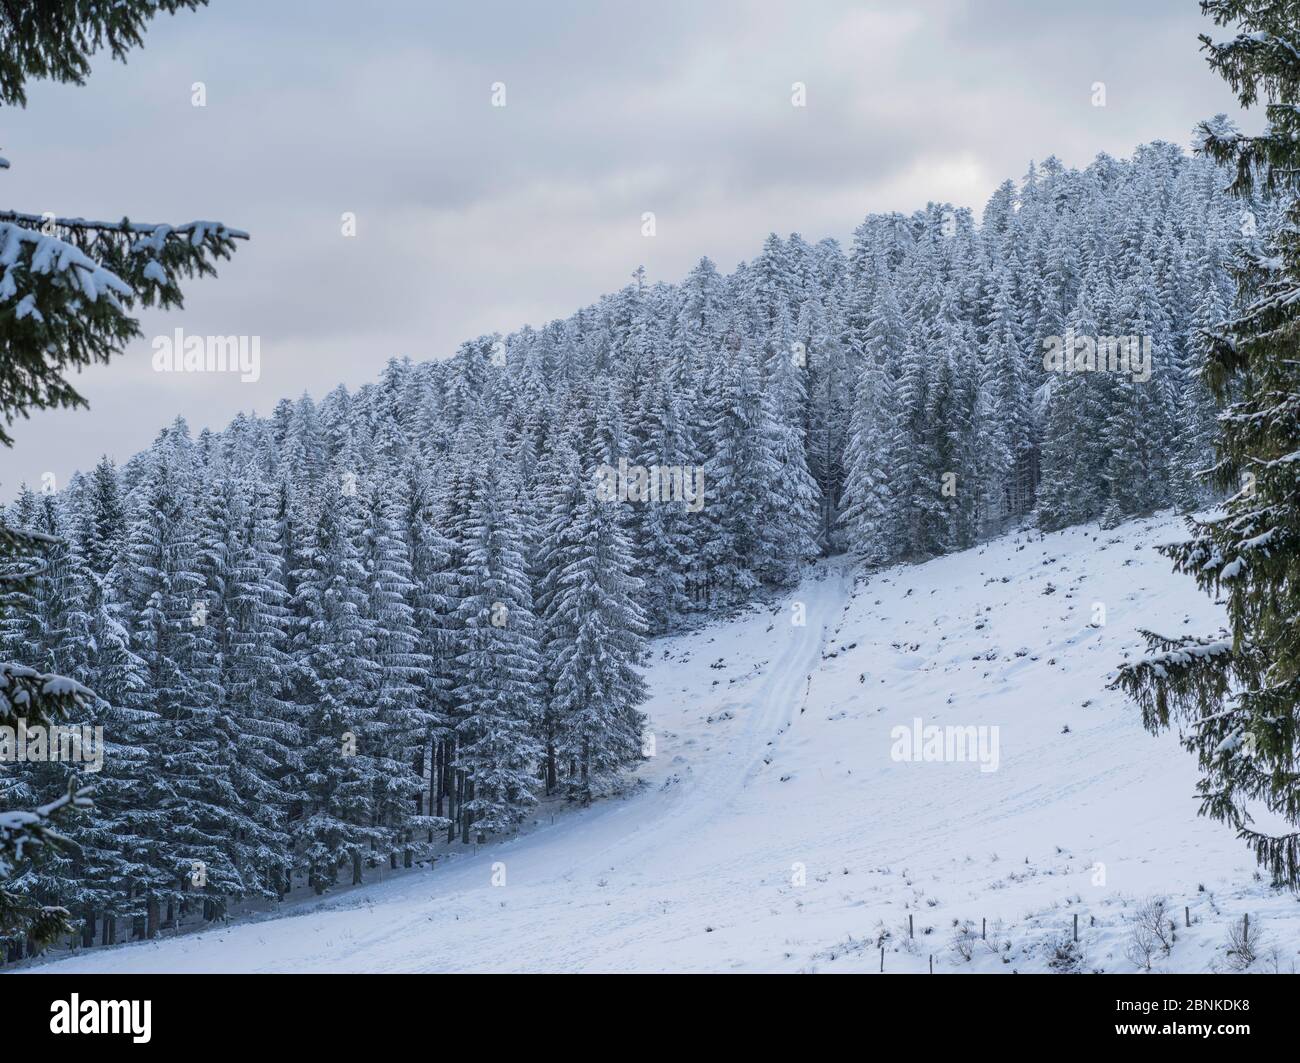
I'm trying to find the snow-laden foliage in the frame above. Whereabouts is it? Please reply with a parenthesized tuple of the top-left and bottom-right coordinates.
(0, 0, 242, 954)
(1115, 0, 1300, 891)
(1, 137, 1259, 950)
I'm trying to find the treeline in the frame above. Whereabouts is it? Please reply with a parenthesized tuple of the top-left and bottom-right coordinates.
(0, 138, 1255, 952)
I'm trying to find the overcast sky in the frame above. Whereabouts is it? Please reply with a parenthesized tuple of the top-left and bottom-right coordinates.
(0, 0, 1244, 494)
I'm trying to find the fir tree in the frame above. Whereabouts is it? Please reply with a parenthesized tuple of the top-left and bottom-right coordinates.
(452, 435, 542, 838)
(1115, 0, 1300, 888)
(761, 307, 821, 584)
(0, 0, 243, 948)
(289, 470, 383, 892)
(549, 479, 649, 805)
(704, 340, 781, 600)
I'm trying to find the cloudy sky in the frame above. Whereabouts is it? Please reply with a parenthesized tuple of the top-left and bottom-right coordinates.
(0, 0, 1243, 493)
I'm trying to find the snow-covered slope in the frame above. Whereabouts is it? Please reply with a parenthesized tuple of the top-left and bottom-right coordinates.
(28, 513, 1300, 973)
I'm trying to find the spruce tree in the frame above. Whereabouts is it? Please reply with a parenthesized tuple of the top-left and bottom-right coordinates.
(401, 467, 454, 836)
(704, 340, 781, 600)
(840, 256, 903, 563)
(220, 472, 297, 898)
(0, 0, 242, 947)
(1115, 0, 1300, 887)
(635, 368, 699, 630)
(452, 435, 542, 838)
(360, 474, 433, 864)
(761, 307, 821, 585)
(289, 469, 383, 892)
(536, 423, 589, 794)
(549, 478, 649, 805)
(0, 1, 208, 107)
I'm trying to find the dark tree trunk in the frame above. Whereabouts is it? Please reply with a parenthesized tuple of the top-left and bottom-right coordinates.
(414, 743, 426, 816)
(446, 765, 458, 844)
(434, 738, 444, 821)
(460, 776, 471, 844)
(444, 738, 455, 808)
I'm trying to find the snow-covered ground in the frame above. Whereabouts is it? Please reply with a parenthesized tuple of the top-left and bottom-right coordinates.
(27, 513, 1300, 973)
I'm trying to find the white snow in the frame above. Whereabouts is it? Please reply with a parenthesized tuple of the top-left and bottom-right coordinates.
(26, 512, 1300, 974)
(0, 223, 132, 307)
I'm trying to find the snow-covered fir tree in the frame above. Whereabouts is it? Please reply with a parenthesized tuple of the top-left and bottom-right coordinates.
(1116, 0, 1300, 889)
(3, 130, 1262, 949)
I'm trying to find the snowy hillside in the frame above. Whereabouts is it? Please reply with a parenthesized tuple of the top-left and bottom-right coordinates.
(28, 512, 1300, 974)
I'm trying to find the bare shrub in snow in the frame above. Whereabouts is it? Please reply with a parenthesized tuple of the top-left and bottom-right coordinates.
(1126, 921, 1159, 971)
(1047, 935, 1085, 973)
(983, 917, 1007, 955)
(949, 920, 977, 962)
(1125, 897, 1174, 970)
(1225, 914, 1261, 972)
(1139, 897, 1175, 950)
